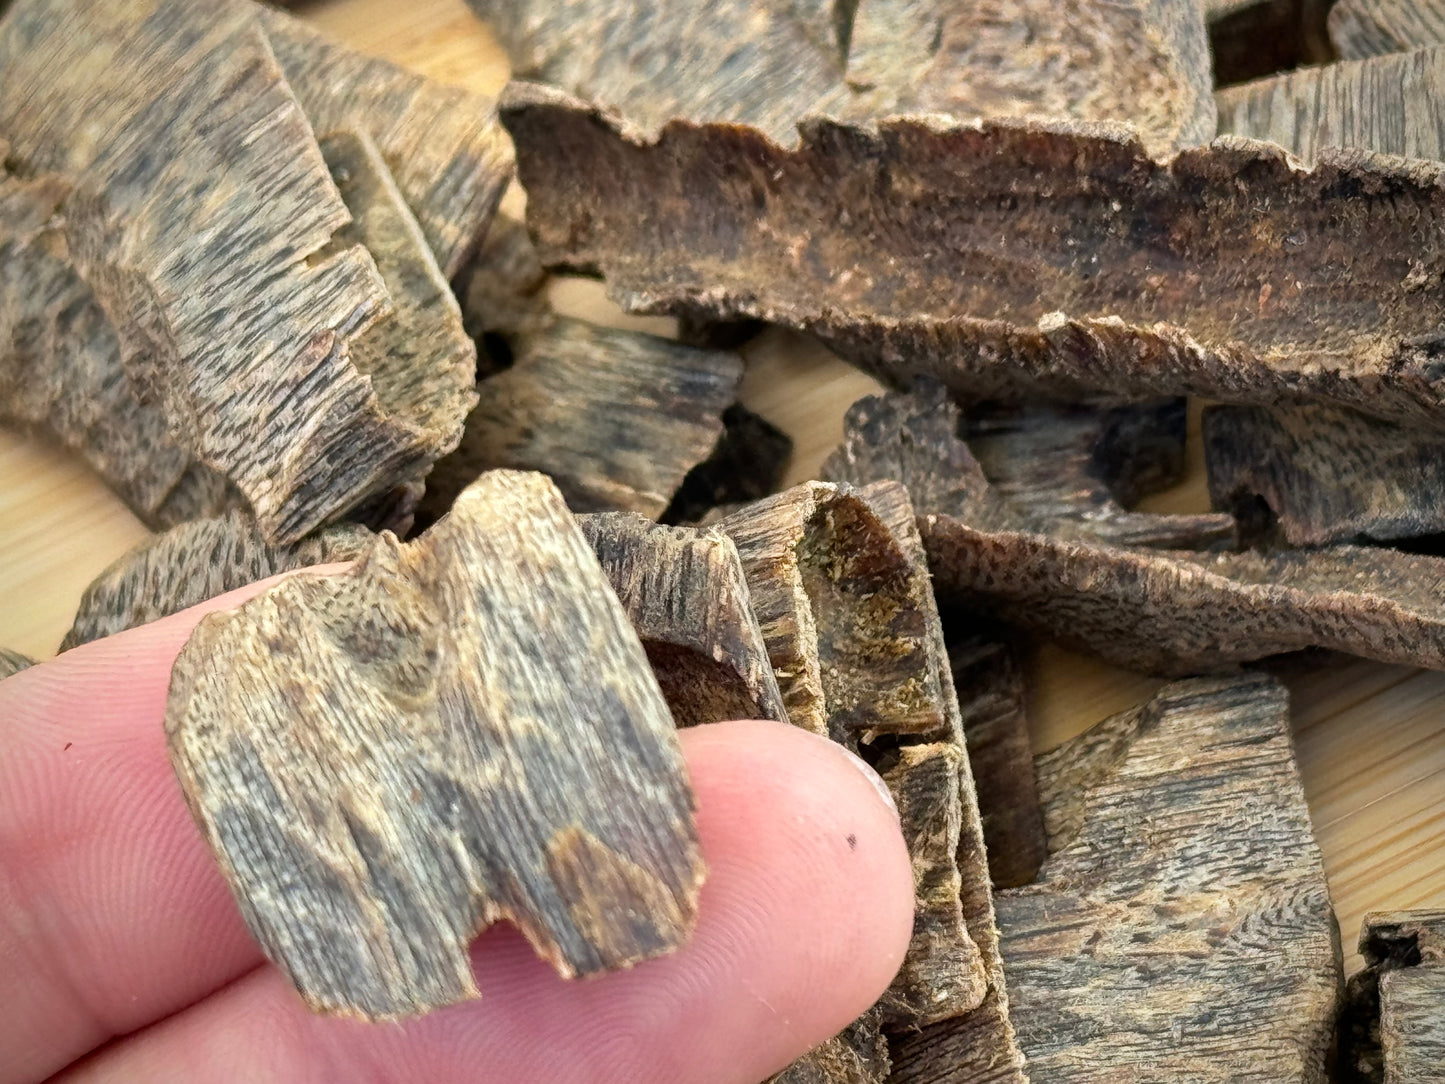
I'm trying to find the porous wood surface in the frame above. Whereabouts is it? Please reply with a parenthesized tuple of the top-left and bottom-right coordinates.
(1, 0, 1441, 990)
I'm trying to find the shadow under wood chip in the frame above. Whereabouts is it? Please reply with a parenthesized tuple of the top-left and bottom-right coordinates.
(1338, 909, 1445, 1083)
(990, 673, 1340, 1082)
(503, 82, 1445, 430)
(165, 471, 704, 1019)
(578, 511, 788, 727)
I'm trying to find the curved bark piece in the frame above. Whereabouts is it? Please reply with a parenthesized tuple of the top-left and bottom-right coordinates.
(470, 0, 1213, 156)
(924, 519, 1445, 676)
(993, 674, 1340, 1082)
(421, 317, 741, 520)
(0, 649, 35, 680)
(1330, 0, 1445, 58)
(1204, 403, 1445, 546)
(1341, 910, 1445, 1083)
(0, 0, 473, 543)
(577, 512, 788, 727)
(503, 83, 1445, 429)
(60, 512, 372, 651)
(821, 382, 1232, 549)
(259, 6, 512, 279)
(1217, 44, 1445, 164)
(165, 470, 704, 1020)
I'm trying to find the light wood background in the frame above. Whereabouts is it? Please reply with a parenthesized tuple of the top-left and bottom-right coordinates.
(2, 0, 1441, 976)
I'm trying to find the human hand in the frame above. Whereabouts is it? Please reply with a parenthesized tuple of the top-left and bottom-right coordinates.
(0, 573, 913, 1083)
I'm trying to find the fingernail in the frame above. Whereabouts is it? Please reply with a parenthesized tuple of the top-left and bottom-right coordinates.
(838, 744, 900, 821)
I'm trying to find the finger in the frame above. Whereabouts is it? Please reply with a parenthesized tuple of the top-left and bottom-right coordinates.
(60, 719, 913, 1084)
(0, 568, 349, 1084)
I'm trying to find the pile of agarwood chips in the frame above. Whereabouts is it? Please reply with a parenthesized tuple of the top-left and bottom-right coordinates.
(6, 0, 1445, 1079)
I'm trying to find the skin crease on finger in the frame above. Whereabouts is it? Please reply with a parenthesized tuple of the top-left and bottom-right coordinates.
(0, 573, 914, 1084)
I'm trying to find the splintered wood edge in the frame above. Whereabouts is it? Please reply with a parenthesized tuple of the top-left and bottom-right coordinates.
(164, 471, 704, 1020)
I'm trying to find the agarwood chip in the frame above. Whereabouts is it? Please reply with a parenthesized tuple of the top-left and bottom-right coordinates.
(718, 482, 1018, 1047)
(60, 512, 372, 651)
(925, 517, 1445, 676)
(769, 1010, 890, 1084)
(662, 405, 794, 527)
(0, 0, 475, 543)
(165, 470, 704, 1019)
(420, 316, 741, 521)
(1339, 910, 1445, 1083)
(821, 382, 1231, 549)
(258, 6, 512, 279)
(0, 649, 35, 680)
(1329, 0, 1445, 58)
(990, 673, 1340, 1081)
(503, 83, 1445, 430)
(1203, 403, 1445, 546)
(887, 989, 1024, 1084)
(471, 0, 1212, 156)
(577, 512, 788, 727)
(946, 632, 1045, 891)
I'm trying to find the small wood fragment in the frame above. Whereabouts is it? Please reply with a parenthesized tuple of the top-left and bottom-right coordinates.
(1204, 403, 1445, 545)
(472, 0, 1213, 156)
(0, 649, 35, 680)
(770, 1010, 891, 1084)
(0, 0, 476, 542)
(1330, 0, 1445, 58)
(991, 673, 1341, 1081)
(60, 512, 372, 651)
(504, 83, 1445, 430)
(947, 632, 1046, 890)
(1339, 910, 1445, 1083)
(258, 5, 513, 278)
(577, 512, 788, 727)
(421, 317, 741, 521)
(165, 470, 705, 1019)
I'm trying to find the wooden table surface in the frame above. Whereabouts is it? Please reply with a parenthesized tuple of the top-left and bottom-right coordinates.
(2, 0, 1442, 976)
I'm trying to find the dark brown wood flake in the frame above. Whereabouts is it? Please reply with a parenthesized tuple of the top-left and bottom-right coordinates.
(0, 649, 35, 680)
(1340, 910, 1445, 1083)
(1204, 403, 1445, 545)
(165, 470, 704, 1019)
(60, 511, 372, 651)
(989, 674, 1341, 1082)
(259, 5, 512, 279)
(1330, 0, 1445, 58)
(0, 0, 476, 543)
(471, 0, 1213, 156)
(577, 512, 787, 727)
(503, 83, 1445, 430)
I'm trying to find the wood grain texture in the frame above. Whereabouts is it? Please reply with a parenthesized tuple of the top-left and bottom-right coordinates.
(716, 482, 990, 1030)
(506, 84, 1445, 430)
(165, 470, 704, 1019)
(1330, 0, 1445, 58)
(3, 0, 1442, 1034)
(0, 0, 479, 543)
(1339, 909, 1445, 1082)
(1204, 402, 1445, 545)
(469, 0, 1212, 156)
(994, 674, 1341, 1081)
(59, 512, 372, 651)
(771, 1011, 891, 1084)
(1217, 44, 1445, 163)
(578, 512, 788, 727)
(0, 648, 35, 679)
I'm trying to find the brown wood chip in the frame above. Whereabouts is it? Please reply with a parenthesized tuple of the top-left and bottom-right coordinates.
(503, 82, 1445, 430)
(165, 470, 705, 1019)
(770, 1010, 891, 1084)
(1329, 0, 1445, 58)
(1340, 910, 1445, 1083)
(990, 673, 1340, 1082)
(60, 512, 372, 651)
(1204, 402, 1445, 546)
(259, 6, 512, 279)
(0, 0, 479, 543)
(470, 0, 1212, 156)
(0, 649, 36, 680)
(577, 512, 788, 727)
